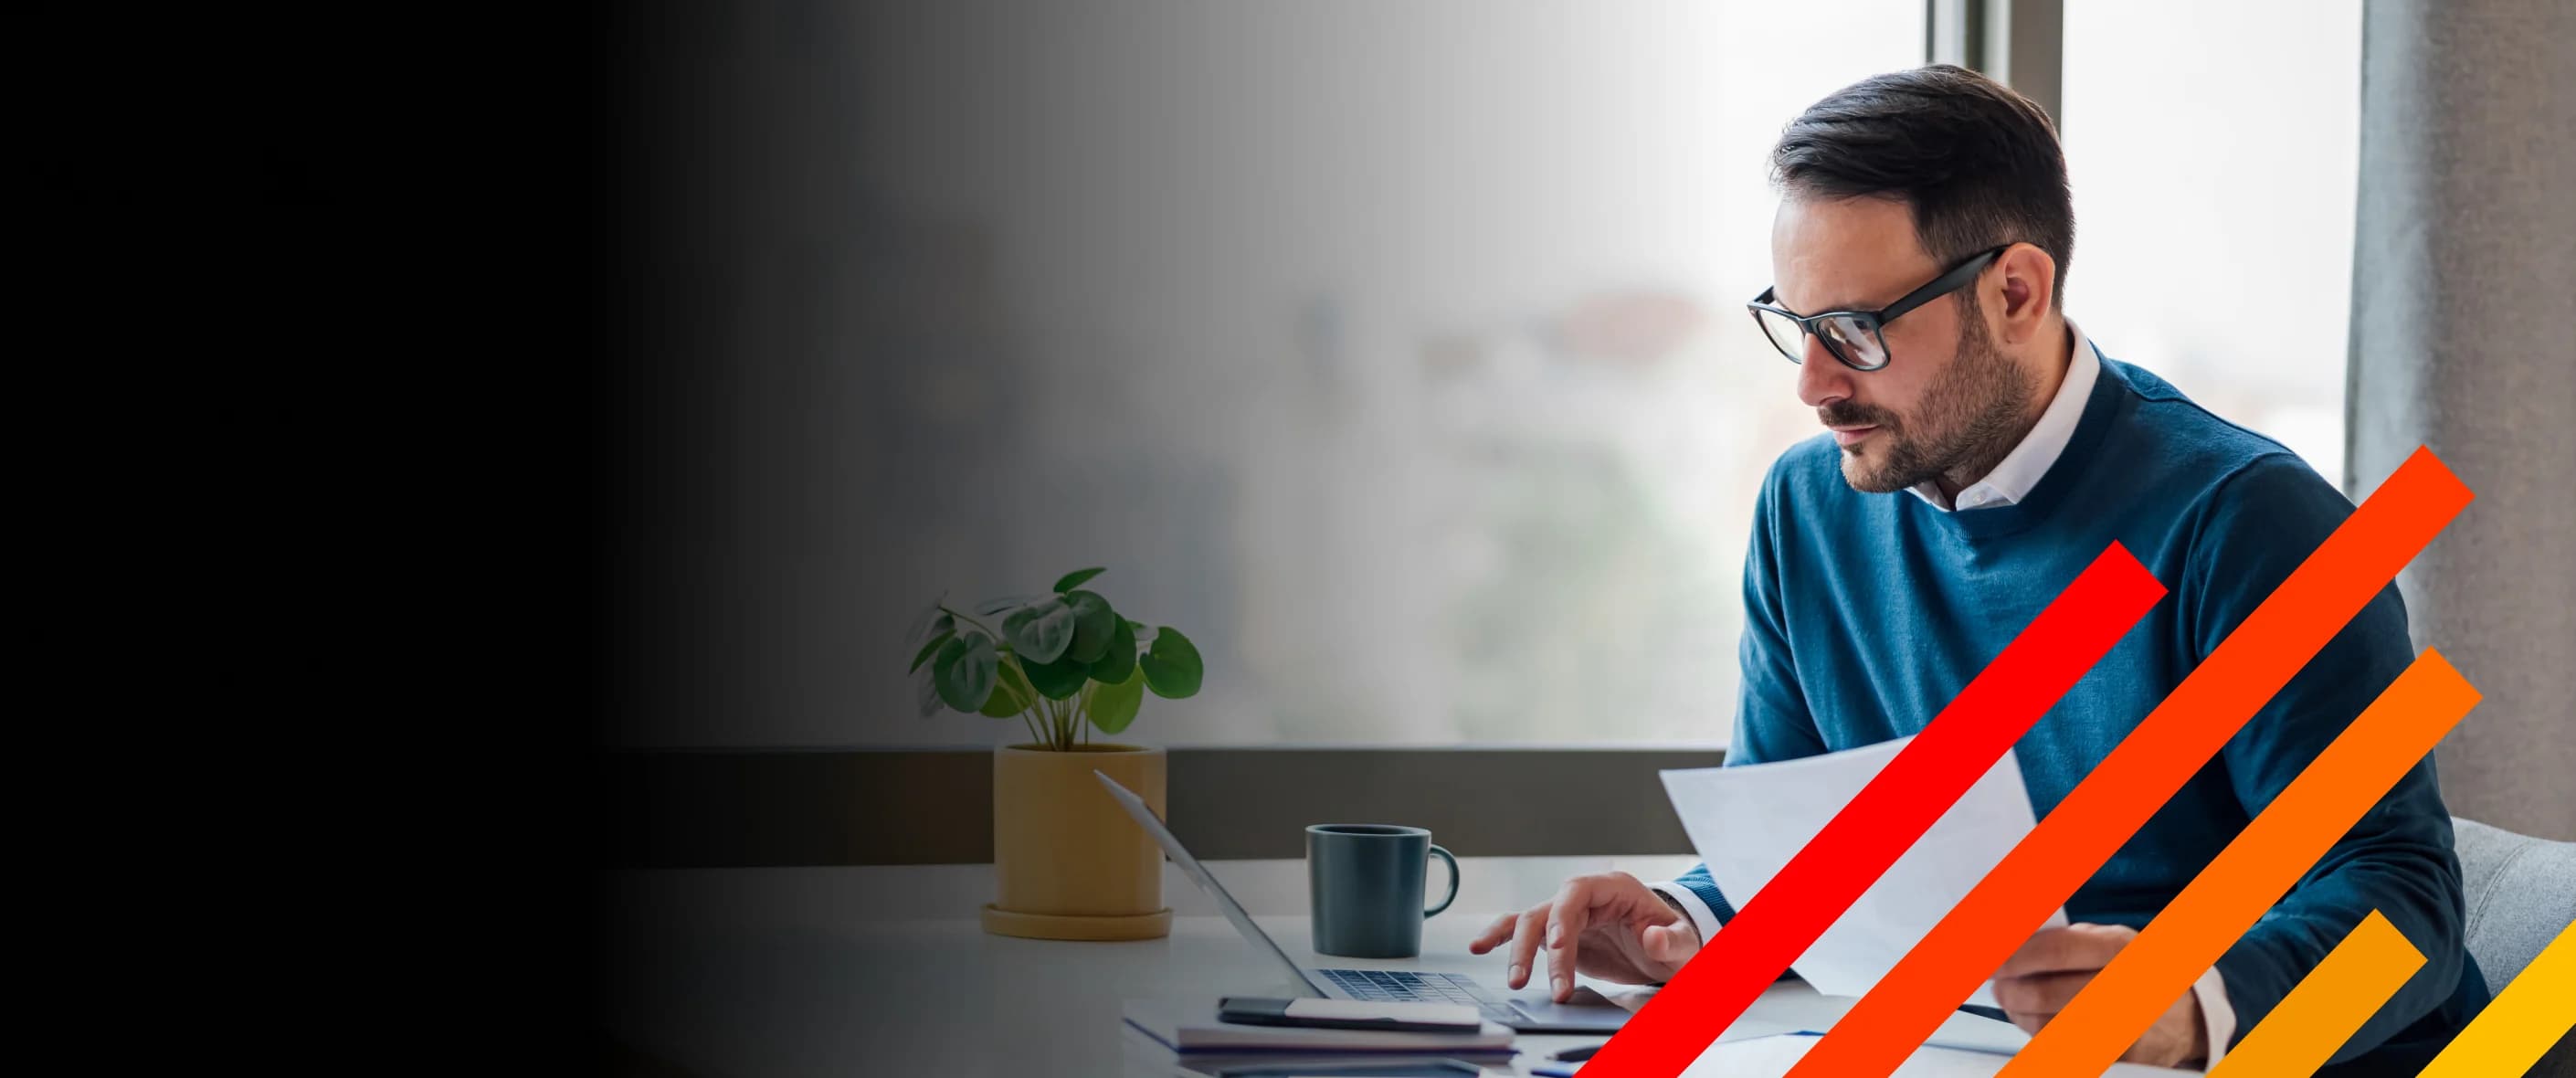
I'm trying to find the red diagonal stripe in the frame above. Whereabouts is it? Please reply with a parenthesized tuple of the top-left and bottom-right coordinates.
(1577, 544, 2166, 1077)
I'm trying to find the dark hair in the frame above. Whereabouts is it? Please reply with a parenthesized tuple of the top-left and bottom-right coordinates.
(1771, 64, 2073, 307)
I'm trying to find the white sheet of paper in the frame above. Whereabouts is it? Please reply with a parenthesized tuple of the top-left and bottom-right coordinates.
(1661, 735, 2066, 1008)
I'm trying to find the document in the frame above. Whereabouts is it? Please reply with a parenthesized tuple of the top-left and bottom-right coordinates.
(1660, 736, 2064, 1007)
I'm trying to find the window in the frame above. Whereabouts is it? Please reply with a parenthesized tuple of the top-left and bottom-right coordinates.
(2059, 0, 2360, 491)
(613, 1, 1998, 749)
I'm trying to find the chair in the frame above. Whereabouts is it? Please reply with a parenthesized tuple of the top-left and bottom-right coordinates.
(2451, 817, 2575, 1076)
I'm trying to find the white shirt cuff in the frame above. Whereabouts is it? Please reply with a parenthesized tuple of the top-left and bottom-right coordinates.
(1646, 882, 1723, 946)
(2191, 967, 2236, 1070)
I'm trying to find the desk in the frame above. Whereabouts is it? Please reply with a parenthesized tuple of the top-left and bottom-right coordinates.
(600, 857, 2190, 1076)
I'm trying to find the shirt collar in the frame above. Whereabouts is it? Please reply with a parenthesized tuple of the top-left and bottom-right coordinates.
(1907, 321, 2101, 513)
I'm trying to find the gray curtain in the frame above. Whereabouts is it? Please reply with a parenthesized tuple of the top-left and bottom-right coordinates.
(2349, 0, 2576, 840)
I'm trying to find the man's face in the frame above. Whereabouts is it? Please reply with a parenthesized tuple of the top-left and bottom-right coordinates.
(1768, 196, 2028, 493)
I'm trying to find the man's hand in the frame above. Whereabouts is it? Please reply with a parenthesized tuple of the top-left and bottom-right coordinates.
(1992, 923, 2207, 1068)
(1465, 872, 1703, 1002)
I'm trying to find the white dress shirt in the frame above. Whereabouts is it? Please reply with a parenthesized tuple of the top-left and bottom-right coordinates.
(1651, 322, 2237, 1068)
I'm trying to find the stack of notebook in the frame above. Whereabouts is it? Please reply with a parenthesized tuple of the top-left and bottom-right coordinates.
(1120, 999, 1518, 1074)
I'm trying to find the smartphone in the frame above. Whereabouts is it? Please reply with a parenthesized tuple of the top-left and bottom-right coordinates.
(1214, 997, 1483, 1032)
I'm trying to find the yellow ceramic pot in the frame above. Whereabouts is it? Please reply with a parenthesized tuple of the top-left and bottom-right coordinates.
(980, 743, 1172, 940)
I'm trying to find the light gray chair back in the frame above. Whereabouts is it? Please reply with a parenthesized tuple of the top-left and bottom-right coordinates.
(2451, 817, 2574, 1076)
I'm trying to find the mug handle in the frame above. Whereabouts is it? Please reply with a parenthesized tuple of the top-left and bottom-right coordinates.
(1423, 844, 1460, 918)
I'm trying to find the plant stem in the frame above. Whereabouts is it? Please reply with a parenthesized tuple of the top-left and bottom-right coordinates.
(953, 608, 1105, 753)
(945, 608, 1051, 749)
(991, 652, 1050, 749)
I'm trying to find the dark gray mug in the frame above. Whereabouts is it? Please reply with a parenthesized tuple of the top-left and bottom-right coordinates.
(1306, 824, 1460, 958)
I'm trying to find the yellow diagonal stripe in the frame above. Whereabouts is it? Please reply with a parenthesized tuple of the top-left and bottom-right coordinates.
(2417, 919, 2576, 1077)
(2209, 911, 2423, 1077)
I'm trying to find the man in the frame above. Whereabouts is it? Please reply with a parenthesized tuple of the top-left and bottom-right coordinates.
(1467, 65, 2488, 1073)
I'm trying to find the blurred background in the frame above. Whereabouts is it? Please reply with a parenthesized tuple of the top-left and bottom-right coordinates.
(586, 4, 2571, 1073)
(16, 4, 2563, 1072)
(606, 0, 2364, 753)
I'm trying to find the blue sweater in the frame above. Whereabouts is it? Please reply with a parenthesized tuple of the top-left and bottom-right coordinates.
(1672, 356, 2486, 1073)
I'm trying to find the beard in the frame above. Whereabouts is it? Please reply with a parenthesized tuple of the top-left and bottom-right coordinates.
(1826, 309, 2036, 495)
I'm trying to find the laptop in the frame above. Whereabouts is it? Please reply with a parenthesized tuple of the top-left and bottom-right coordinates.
(1093, 770, 1631, 1033)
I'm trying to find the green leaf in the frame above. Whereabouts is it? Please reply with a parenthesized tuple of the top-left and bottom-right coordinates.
(1086, 616, 1137, 684)
(1088, 664, 1146, 735)
(913, 665, 944, 718)
(1139, 626, 1203, 699)
(932, 632, 998, 712)
(976, 594, 1044, 617)
(1063, 590, 1116, 663)
(908, 628, 955, 673)
(978, 669, 1030, 718)
(1002, 597, 1077, 664)
(1053, 566, 1107, 593)
(1019, 652, 1091, 700)
(904, 596, 950, 649)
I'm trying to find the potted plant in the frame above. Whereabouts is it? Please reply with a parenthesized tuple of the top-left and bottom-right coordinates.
(908, 566, 1204, 940)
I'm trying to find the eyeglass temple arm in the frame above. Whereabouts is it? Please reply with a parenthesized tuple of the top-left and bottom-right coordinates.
(1877, 245, 2011, 323)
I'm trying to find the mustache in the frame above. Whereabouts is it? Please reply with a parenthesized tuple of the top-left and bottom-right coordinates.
(1819, 402, 1896, 428)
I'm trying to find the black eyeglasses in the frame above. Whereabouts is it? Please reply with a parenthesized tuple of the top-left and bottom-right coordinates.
(1747, 245, 2010, 371)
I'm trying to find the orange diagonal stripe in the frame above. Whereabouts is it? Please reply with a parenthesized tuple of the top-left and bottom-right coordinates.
(1789, 446, 2473, 1078)
(2001, 651, 2477, 1075)
(2206, 911, 2424, 1078)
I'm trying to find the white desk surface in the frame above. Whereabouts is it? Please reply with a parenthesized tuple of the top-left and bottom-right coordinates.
(601, 857, 2191, 1077)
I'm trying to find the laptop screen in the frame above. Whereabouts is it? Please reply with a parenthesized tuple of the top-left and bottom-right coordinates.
(1093, 769, 1329, 998)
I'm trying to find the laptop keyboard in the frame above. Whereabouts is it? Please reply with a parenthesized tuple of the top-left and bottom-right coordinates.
(1317, 967, 1499, 1009)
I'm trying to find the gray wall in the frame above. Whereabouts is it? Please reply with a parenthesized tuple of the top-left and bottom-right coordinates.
(2349, 0, 2576, 840)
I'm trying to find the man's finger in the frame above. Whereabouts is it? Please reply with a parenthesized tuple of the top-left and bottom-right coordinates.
(1992, 925, 2129, 979)
(1640, 922, 1696, 966)
(1505, 904, 1549, 989)
(1468, 912, 1517, 955)
(1546, 881, 1599, 1001)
